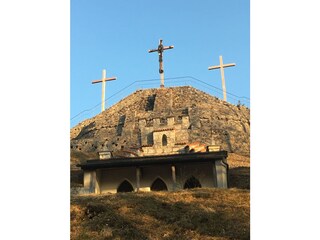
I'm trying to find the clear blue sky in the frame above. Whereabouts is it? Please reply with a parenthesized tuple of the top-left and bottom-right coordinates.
(71, 0, 250, 127)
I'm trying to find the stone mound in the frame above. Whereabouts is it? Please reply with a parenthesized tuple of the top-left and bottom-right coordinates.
(70, 86, 250, 162)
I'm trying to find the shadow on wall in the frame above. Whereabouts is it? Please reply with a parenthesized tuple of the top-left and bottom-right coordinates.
(224, 131, 233, 153)
(71, 169, 83, 183)
(228, 167, 250, 189)
(73, 122, 96, 140)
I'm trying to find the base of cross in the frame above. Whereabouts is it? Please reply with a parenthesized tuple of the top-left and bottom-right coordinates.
(160, 84, 164, 88)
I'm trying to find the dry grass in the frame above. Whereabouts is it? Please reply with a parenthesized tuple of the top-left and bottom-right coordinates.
(70, 153, 250, 239)
(71, 188, 249, 240)
(227, 153, 250, 190)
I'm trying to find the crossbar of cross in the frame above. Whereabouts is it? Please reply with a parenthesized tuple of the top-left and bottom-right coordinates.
(92, 69, 117, 112)
(148, 39, 174, 88)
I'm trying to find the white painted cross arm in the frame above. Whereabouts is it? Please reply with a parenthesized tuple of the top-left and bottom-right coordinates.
(208, 63, 236, 70)
(92, 77, 117, 84)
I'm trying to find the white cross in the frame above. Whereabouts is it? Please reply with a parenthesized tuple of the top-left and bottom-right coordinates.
(92, 69, 117, 112)
(208, 55, 236, 101)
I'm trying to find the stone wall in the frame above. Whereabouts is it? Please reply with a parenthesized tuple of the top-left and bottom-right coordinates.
(70, 86, 250, 161)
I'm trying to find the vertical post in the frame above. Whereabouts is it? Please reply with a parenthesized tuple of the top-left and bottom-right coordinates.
(83, 171, 96, 193)
(212, 162, 218, 187)
(95, 170, 101, 194)
(160, 69, 164, 88)
(171, 165, 177, 190)
(148, 39, 174, 88)
(159, 52, 164, 88)
(208, 55, 235, 102)
(91, 69, 117, 112)
(101, 69, 106, 111)
(214, 160, 228, 188)
(219, 56, 227, 101)
(136, 167, 141, 192)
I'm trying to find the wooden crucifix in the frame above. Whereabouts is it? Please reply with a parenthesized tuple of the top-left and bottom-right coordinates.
(92, 69, 117, 112)
(148, 39, 174, 88)
(208, 55, 236, 102)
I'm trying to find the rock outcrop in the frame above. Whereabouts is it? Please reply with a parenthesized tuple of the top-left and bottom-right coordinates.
(70, 86, 250, 162)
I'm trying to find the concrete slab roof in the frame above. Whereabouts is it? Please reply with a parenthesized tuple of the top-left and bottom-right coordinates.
(77, 151, 228, 170)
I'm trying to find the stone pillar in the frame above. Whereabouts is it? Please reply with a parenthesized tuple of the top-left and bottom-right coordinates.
(136, 167, 141, 192)
(83, 170, 96, 193)
(83, 170, 102, 194)
(171, 165, 177, 191)
(212, 162, 218, 187)
(214, 160, 228, 188)
(95, 169, 102, 194)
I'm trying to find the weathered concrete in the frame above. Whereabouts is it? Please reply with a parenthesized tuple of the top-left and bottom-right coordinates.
(89, 161, 226, 193)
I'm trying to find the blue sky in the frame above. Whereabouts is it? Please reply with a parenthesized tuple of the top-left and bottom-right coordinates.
(71, 0, 250, 127)
(2, 1, 320, 238)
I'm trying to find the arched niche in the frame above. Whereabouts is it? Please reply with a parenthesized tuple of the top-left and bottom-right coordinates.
(117, 180, 134, 193)
(162, 134, 168, 146)
(151, 178, 168, 191)
(183, 176, 202, 189)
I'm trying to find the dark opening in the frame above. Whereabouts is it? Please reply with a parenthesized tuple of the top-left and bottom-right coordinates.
(145, 94, 156, 111)
(182, 108, 188, 115)
(184, 176, 202, 189)
(160, 118, 167, 125)
(117, 180, 134, 193)
(151, 178, 168, 191)
(147, 132, 154, 145)
(162, 134, 167, 146)
(116, 115, 126, 136)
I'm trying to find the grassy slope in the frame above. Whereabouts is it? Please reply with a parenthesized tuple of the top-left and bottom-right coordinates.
(71, 188, 249, 240)
(70, 153, 250, 240)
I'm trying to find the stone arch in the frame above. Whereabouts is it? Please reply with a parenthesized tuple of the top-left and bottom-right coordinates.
(117, 179, 134, 193)
(162, 134, 168, 146)
(183, 176, 202, 189)
(150, 177, 168, 191)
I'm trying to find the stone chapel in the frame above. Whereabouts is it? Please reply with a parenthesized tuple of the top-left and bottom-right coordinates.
(71, 86, 250, 194)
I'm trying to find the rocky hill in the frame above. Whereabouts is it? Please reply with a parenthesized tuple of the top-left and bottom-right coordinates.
(70, 86, 250, 163)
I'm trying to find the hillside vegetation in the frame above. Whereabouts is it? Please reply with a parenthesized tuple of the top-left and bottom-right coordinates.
(71, 188, 249, 240)
(70, 153, 250, 239)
